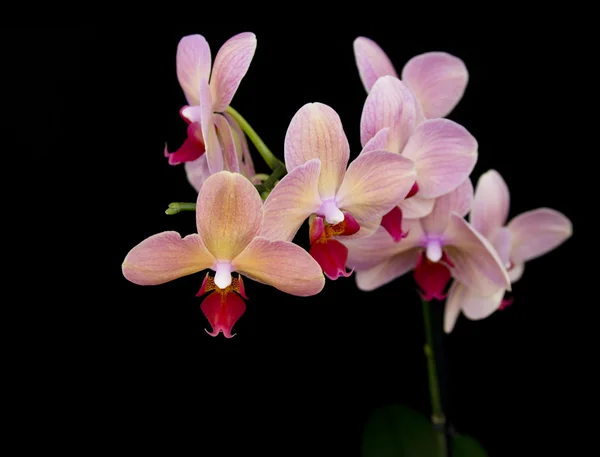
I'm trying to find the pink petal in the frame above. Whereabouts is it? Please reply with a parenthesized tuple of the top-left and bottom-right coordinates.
(223, 112, 256, 179)
(213, 113, 239, 173)
(360, 127, 391, 154)
(200, 290, 246, 338)
(176, 35, 212, 106)
(380, 206, 408, 242)
(284, 103, 350, 198)
(199, 78, 223, 173)
(122, 232, 215, 285)
(444, 213, 511, 295)
(508, 262, 524, 283)
(401, 52, 468, 119)
(491, 227, 512, 267)
(196, 171, 263, 260)
(355, 248, 421, 291)
(398, 196, 435, 219)
(460, 285, 505, 320)
(309, 215, 325, 245)
(353, 37, 398, 93)
(507, 208, 573, 264)
(360, 76, 418, 152)
(210, 32, 257, 112)
(421, 179, 473, 237)
(443, 281, 462, 333)
(345, 222, 426, 271)
(261, 159, 322, 242)
(184, 155, 210, 192)
(164, 122, 205, 165)
(232, 237, 325, 296)
(401, 119, 478, 199)
(470, 169, 510, 238)
(335, 150, 416, 229)
(310, 239, 353, 280)
(181, 105, 202, 123)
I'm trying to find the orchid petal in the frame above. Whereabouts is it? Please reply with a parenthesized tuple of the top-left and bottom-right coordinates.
(360, 76, 418, 152)
(232, 237, 325, 296)
(284, 103, 350, 198)
(492, 227, 512, 267)
(461, 285, 505, 320)
(401, 119, 478, 198)
(444, 213, 510, 295)
(213, 113, 239, 172)
(176, 35, 212, 106)
(507, 208, 573, 264)
(199, 78, 223, 173)
(201, 290, 246, 338)
(508, 262, 524, 283)
(421, 179, 473, 237)
(210, 32, 257, 112)
(181, 105, 202, 123)
(122, 232, 215, 286)
(355, 248, 421, 291)
(261, 159, 322, 242)
(401, 52, 468, 119)
(399, 196, 435, 219)
(360, 127, 391, 154)
(353, 37, 398, 92)
(196, 171, 262, 260)
(184, 155, 210, 192)
(345, 222, 425, 271)
(164, 122, 205, 166)
(224, 112, 256, 179)
(444, 282, 462, 333)
(470, 169, 510, 237)
(310, 239, 353, 280)
(336, 151, 416, 227)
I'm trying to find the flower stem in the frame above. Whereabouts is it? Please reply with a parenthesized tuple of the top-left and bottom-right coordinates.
(422, 298, 448, 457)
(165, 202, 196, 215)
(225, 105, 286, 172)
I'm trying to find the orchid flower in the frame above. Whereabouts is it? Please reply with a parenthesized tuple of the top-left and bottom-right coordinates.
(163, 32, 257, 188)
(361, 75, 478, 240)
(443, 170, 573, 333)
(260, 103, 417, 280)
(344, 179, 510, 301)
(353, 36, 468, 119)
(122, 171, 325, 338)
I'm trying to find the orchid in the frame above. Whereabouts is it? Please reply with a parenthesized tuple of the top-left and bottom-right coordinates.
(353, 36, 469, 120)
(344, 179, 510, 300)
(360, 75, 478, 239)
(122, 171, 325, 337)
(443, 169, 573, 333)
(163, 32, 258, 190)
(260, 102, 417, 280)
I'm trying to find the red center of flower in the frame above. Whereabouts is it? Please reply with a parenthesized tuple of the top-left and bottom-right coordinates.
(413, 251, 454, 301)
(196, 273, 248, 338)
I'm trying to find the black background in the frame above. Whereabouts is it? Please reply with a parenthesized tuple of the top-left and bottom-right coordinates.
(9, 25, 585, 455)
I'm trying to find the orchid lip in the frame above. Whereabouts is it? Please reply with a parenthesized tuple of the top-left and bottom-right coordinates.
(425, 238, 443, 262)
(214, 261, 233, 289)
(318, 199, 345, 225)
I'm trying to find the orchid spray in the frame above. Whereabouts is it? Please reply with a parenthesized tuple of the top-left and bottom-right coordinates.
(122, 32, 572, 456)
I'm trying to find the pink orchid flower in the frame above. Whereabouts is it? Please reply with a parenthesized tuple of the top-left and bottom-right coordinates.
(260, 103, 417, 280)
(122, 171, 325, 338)
(344, 179, 511, 301)
(164, 32, 257, 186)
(360, 75, 478, 240)
(353, 36, 469, 119)
(443, 170, 573, 333)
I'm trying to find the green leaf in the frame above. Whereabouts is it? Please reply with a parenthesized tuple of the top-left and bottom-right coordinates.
(452, 434, 488, 457)
(361, 405, 439, 457)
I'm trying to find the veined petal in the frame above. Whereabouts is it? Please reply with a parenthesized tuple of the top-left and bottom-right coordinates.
(492, 227, 512, 267)
(210, 32, 257, 112)
(353, 37, 398, 93)
(401, 52, 469, 119)
(355, 248, 421, 291)
(507, 208, 573, 264)
(401, 119, 478, 199)
(185, 155, 209, 192)
(421, 179, 473, 237)
(470, 169, 510, 238)
(176, 35, 212, 106)
(335, 150, 416, 227)
(122, 232, 215, 285)
(444, 213, 510, 295)
(199, 78, 223, 173)
(360, 76, 418, 152)
(261, 159, 322, 242)
(360, 128, 390, 154)
(213, 113, 239, 172)
(232, 237, 325, 296)
(345, 222, 425, 271)
(224, 112, 256, 179)
(284, 103, 350, 198)
(399, 196, 435, 219)
(196, 171, 262, 260)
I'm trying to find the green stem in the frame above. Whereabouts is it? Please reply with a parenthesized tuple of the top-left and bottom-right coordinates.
(255, 163, 287, 197)
(226, 106, 285, 172)
(165, 202, 196, 215)
(422, 299, 448, 457)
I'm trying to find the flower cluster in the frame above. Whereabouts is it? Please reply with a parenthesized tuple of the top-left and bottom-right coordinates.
(122, 33, 572, 337)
